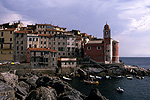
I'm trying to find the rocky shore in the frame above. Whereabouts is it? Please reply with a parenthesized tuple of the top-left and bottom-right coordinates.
(0, 72, 108, 100)
(78, 64, 150, 78)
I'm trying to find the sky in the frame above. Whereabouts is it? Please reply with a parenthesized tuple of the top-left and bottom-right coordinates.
(0, 0, 150, 57)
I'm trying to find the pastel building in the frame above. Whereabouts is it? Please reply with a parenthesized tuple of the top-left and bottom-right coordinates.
(84, 23, 119, 64)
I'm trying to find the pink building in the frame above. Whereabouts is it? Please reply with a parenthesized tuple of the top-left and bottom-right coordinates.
(84, 23, 119, 64)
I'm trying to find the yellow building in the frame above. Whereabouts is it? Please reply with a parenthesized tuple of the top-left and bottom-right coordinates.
(0, 28, 17, 61)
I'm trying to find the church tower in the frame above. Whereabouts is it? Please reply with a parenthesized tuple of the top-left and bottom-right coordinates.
(103, 23, 112, 63)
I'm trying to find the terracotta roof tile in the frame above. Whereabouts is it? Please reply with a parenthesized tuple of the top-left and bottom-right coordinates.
(38, 34, 51, 37)
(15, 31, 27, 33)
(1, 28, 16, 31)
(28, 48, 57, 52)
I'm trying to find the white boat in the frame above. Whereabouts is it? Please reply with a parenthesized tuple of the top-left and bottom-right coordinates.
(116, 87, 124, 93)
(96, 76, 102, 80)
(106, 76, 111, 79)
(127, 76, 133, 80)
(90, 75, 95, 78)
(62, 76, 72, 81)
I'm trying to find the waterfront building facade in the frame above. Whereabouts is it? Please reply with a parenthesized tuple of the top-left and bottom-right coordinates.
(27, 48, 57, 68)
(84, 23, 119, 64)
(14, 30, 27, 62)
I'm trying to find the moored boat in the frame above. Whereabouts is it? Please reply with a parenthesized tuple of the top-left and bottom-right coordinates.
(83, 80, 99, 85)
(116, 87, 124, 93)
(62, 76, 72, 81)
(127, 76, 133, 80)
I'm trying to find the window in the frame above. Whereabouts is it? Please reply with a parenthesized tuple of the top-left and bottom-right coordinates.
(97, 46, 101, 50)
(54, 37, 55, 41)
(36, 38, 38, 41)
(41, 41, 43, 44)
(72, 43, 74, 45)
(17, 41, 19, 44)
(114, 43, 116, 45)
(53, 47, 55, 50)
(33, 38, 35, 41)
(1, 44, 3, 49)
(34, 45, 37, 48)
(76, 43, 78, 46)
(17, 46, 19, 50)
(10, 31, 12, 34)
(9, 52, 11, 54)
(21, 34, 23, 37)
(68, 53, 70, 55)
(10, 38, 12, 41)
(16, 34, 19, 37)
(44, 32, 46, 34)
(67, 47, 70, 51)
(21, 46, 23, 50)
(67, 42, 70, 45)
(49, 42, 51, 44)
(63, 42, 65, 45)
(29, 44, 31, 48)
(59, 53, 60, 55)
(58, 47, 64, 51)
(10, 44, 12, 49)
(87, 46, 91, 50)
(1, 32, 3, 36)
(1, 51, 2, 54)
(63, 53, 65, 55)
(0, 38, 4, 43)
(58, 42, 60, 45)
(44, 41, 46, 44)
(29, 38, 32, 41)
(44, 37, 46, 39)
(54, 42, 55, 45)
(21, 41, 23, 44)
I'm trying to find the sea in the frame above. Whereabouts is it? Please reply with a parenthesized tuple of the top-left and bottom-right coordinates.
(68, 57, 150, 100)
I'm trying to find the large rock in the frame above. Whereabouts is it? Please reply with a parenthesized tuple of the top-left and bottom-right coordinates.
(88, 88, 108, 100)
(26, 75, 39, 90)
(58, 89, 87, 100)
(26, 86, 57, 100)
(0, 82, 15, 100)
(0, 72, 18, 87)
(19, 81, 30, 92)
(14, 85, 28, 100)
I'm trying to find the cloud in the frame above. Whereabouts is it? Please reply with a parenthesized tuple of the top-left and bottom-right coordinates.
(1, 0, 150, 57)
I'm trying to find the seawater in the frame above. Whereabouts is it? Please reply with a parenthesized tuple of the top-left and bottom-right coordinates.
(68, 57, 150, 100)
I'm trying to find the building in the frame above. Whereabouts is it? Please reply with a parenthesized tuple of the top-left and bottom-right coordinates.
(58, 58, 77, 68)
(84, 23, 119, 64)
(27, 48, 57, 68)
(0, 28, 17, 61)
(14, 30, 27, 62)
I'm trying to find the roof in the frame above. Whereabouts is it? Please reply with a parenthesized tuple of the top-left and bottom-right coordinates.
(87, 40, 103, 44)
(58, 58, 77, 61)
(28, 48, 57, 52)
(76, 37, 81, 40)
(15, 31, 27, 33)
(0, 28, 16, 31)
(38, 34, 51, 37)
(46, 29, 63, 32)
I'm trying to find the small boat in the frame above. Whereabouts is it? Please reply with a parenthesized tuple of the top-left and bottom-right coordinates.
(106, 76, 111, 79)
(83, 80, 99, 85)
(116, 87, 124, 93)
(90, 75, 95, 78)
(96, 76, 102, 80)
(127, 76, 133, 80)
(62, 76, 72, 81)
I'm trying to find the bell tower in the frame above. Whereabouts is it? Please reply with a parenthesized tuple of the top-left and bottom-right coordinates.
(103, 23, 112, 63)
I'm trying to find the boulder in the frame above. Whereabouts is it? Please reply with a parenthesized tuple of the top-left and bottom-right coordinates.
(0, 72, 18, 87)
(58, 89, 87, 100)
(19, 81, 30, 92)
(36, 76, 53, 88)
(0, 82, 15, 100)
(26, 75, 38, 90)
(87, 88, 108, 100)
(26, 86, 57, 100)
(14, 85, 28, 100)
